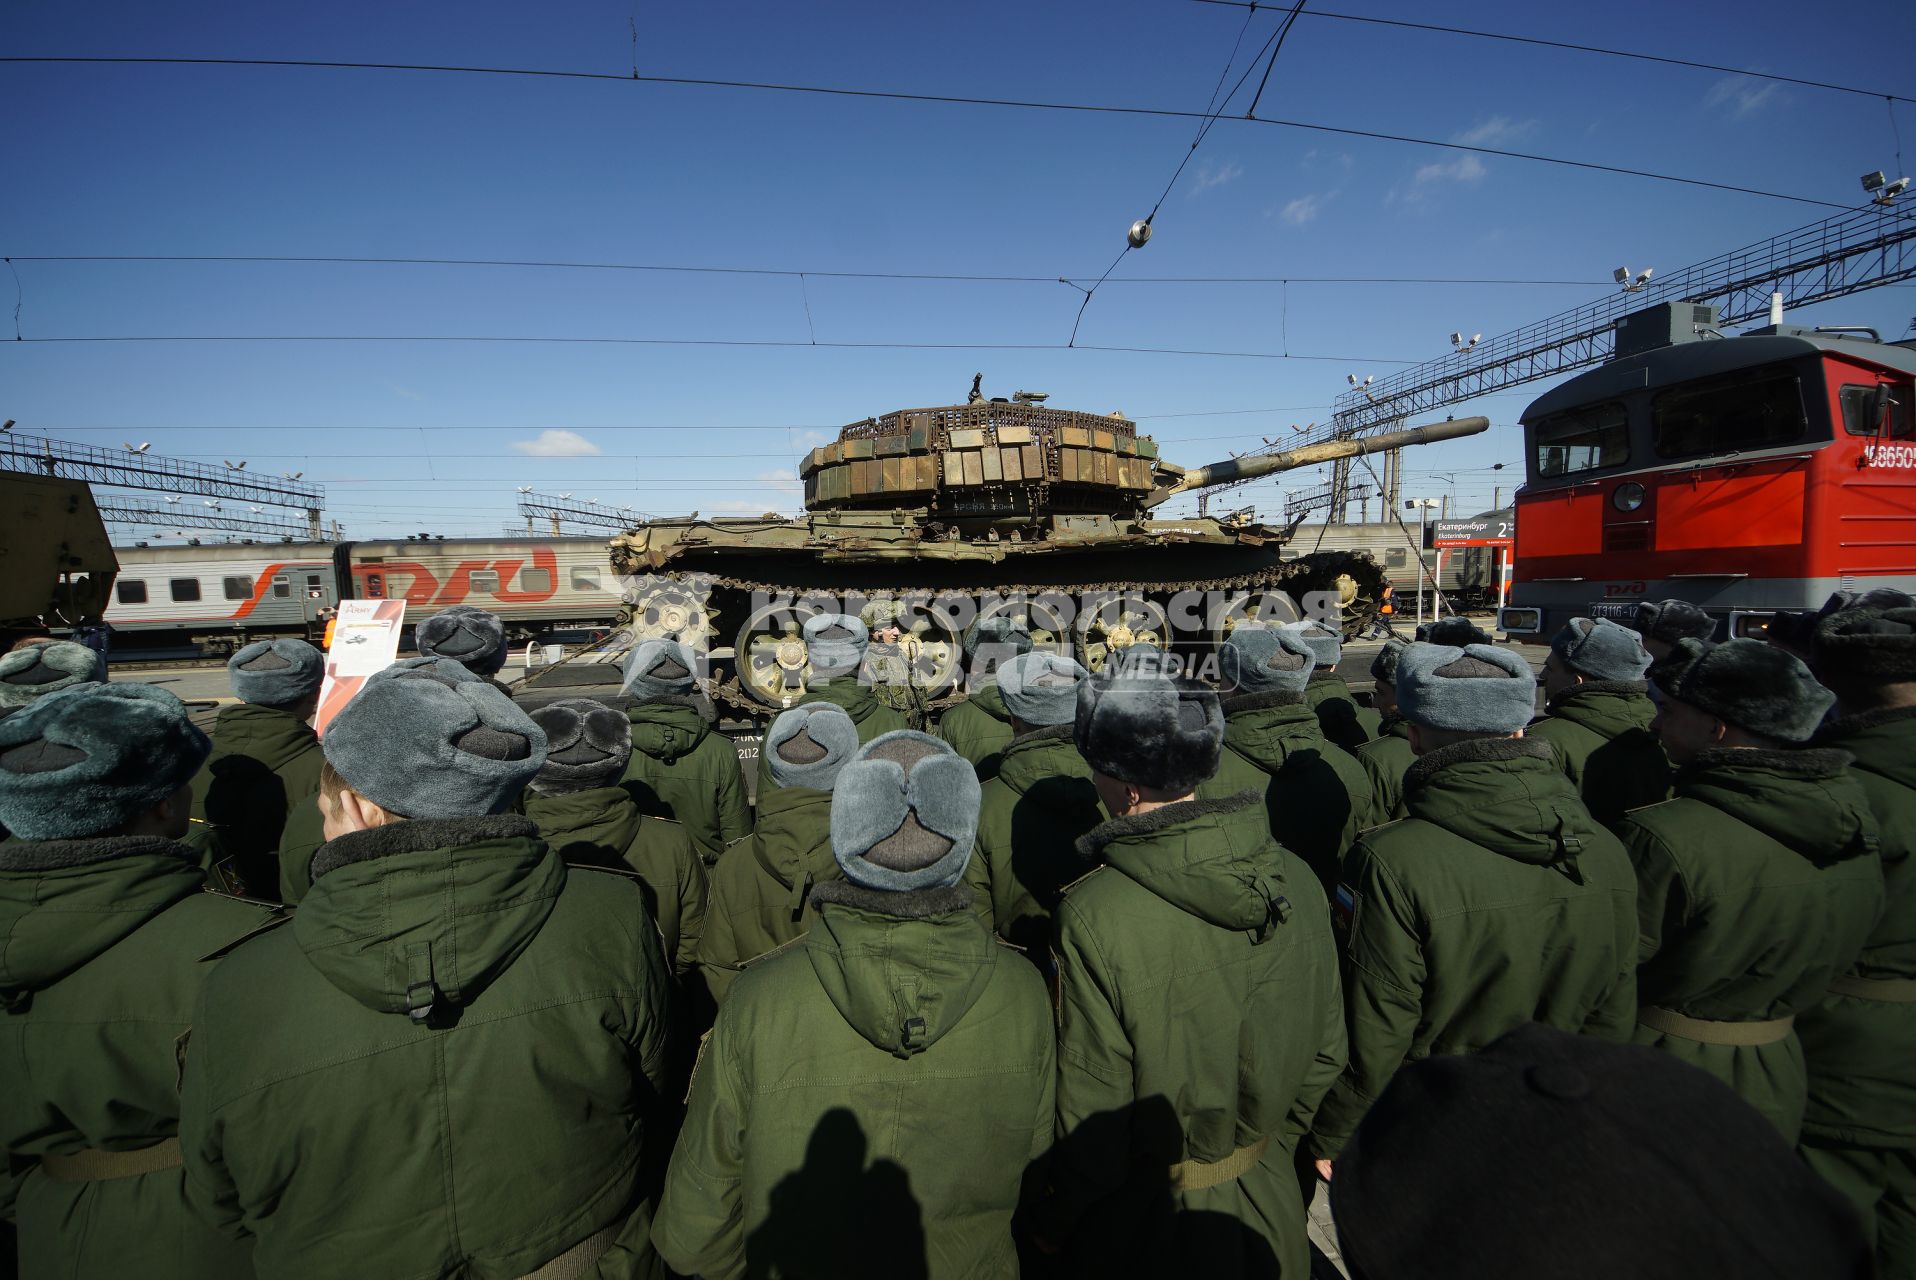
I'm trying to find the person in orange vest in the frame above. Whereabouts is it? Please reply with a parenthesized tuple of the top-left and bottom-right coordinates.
(318, 607, 338, 650)
(1366, 585, 1400, 640)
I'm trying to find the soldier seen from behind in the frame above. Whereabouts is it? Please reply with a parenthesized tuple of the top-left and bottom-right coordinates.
(180, 658, 678, 1278)
(961, 650, 1100, 960)
(935, 614, 1033, 780)
(1284, 620, 1379, 750)
(754, 614, 910, 795)
(186, 638, 326, 901)
(698, 702, 860, 1007)
(1, 684, 276, 1280)
(1618, 638, 1883, 1141)
(1628, 598, 1716, 662)
(1353, 640, 1413, 821)
(1216, 624, 1378, 893)
(413, 602, 514, 694)
(525, 697, 707, 981)
(1030, 664, 1344, 1276)
(654, 731, 1053, 1279)
(1332, 1024, 1869, 1280)
(1797, 601, 1916, 1273)
(1529, 617, 1671, 831)
(1309, 642, 1638, 1177)
(620, 639, 752, 863)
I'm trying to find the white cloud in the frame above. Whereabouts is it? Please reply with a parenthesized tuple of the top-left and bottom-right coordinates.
(1705, 74, 1783, 119)
(1279, 193, 1328, 225)
(1413, 154, 1489, 186)
(511, 429, 602, 457)
(1450, 116, 1537, 148)
(755, 468, 802, 496)
(391, 385, 426, 402)
(1189, 159, 1244, 195)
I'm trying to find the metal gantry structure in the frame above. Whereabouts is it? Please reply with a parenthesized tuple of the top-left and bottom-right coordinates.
(0, 433, 328, 539)
(1212, 204, 1916, 522)
(515, 491, 651, 537)
(94, 500, 313, 540)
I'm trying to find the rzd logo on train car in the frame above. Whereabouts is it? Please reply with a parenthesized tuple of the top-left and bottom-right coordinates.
(1862, 442, 1916, 469)
(1603, 581, 1647, 598)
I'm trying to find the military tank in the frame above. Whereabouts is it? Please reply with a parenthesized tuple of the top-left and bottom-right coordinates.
(587, 395, 1487, 713)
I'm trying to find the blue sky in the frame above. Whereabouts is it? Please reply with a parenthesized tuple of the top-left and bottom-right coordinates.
(4, 0, 1913, 540)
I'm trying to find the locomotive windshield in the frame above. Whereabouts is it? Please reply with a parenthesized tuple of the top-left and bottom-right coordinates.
(1533, 401, 1629, 478)
(1652, 363, 1806, 459)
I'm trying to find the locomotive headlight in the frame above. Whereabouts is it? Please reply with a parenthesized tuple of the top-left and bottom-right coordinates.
(1613, 482, 1646, 512)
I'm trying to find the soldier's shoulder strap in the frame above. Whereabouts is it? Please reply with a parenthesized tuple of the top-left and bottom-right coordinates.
(196, 908, 294, 963)
(737, 931, 810, 972)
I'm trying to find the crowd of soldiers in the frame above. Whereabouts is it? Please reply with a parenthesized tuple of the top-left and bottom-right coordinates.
(0, 584, 1910, 1279)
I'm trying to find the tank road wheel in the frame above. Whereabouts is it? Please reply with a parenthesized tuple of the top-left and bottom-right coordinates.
(1075, 594, 1169, 673)
(735, 602, 821, 709)
(975, 596, 1071, 653)
(619, 574, 718, 646)
(1208, 589, 1304, 638)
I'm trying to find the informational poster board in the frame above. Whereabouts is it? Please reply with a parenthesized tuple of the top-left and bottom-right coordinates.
(313, 599, 407, 737)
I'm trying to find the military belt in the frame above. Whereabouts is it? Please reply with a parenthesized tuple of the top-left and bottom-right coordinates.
(1637, 1006, 1795, 1046)
(1170, 1135, 1271, 1192)
(516, 1223, 620, 1280)
(1827, 975, 1916, 1003)
(40, 1137, 182, 1183)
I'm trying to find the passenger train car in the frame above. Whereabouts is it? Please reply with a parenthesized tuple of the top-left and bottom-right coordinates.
(104, 538, 625, 650)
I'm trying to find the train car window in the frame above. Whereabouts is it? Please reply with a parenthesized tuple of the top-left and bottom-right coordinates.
(1533, 401, 1629, 478)
(518, 567, 553, 593)
(1841, 384, 1914, 438)
(1385, 548, 1408, 567)
(571, 565, 602, 591)
(272, 574, 291, 600)
(170, 579, 202, 603)
(116, 579, 148, 605)
(1653, 364, 1806, 459)
(365, 573, 385, 598)
(223, 576, 253, 600)
(469, 570, 501, 594)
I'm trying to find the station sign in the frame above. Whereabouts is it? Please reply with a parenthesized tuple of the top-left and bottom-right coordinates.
(1432, 508, 1515, 548)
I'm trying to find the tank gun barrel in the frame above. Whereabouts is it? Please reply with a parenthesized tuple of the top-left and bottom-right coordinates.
(1146, 415, 1489, 508)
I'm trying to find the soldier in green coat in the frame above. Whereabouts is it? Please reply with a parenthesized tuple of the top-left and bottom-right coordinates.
(186, 638, 326, 899)
(1619, 638, 1884, 1142)
(1217, 625, 1378, 891)
(525, 697, 707, 980)
(181, 658, 678, 1279)
(961, 650, 1099, 959)
(1311, 642, 1639, 1175)
(1528, 617, 1670, 831)
(1800, 601, 1916, 1272)
(2, 683, 274, 1280)
(1284, 621, 1380, 750)
(621, 639, 752, 863)
(655, 731, 1054, 1279)
(860, 600, 931, 731)
(699, 703, 858, 1006)
(1032, 665, 1345, 1277)
(755, 614, 911, 795)
(935, 615, 1033, 779)
(1354, 640, 1414, 821)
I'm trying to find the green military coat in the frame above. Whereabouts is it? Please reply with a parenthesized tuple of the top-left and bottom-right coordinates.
(1038, 792, 1345, 1277)
(1527, 680, 1671, 831)
(181, 815, 678, 1280)
(1306, 672, 1381, 752)
(1311, 738, 1639, 1161)
(754, 678, 911, 796)
(1221, 691, 1379, 891)
(697, 784, 838, 1007)
(654, 886, 1054, 1280)
(1617, 747, 1884, 1142)
(935, 683, 1016, 780)
(2, 836, 276, 1280)
(187, 701, 324, 900)
(524, 785, 708, 979)
(622, 698, 752, 863)
(1799, 707, 1916, 1264)
(962, 725, 1105, 957)
(1353, 716, 1414, 822)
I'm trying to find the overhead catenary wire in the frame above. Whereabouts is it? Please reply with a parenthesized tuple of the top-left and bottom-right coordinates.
(0, 56, 1855, 211)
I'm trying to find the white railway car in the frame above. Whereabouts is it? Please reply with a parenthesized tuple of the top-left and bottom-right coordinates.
(1282, 522, 1496, 604)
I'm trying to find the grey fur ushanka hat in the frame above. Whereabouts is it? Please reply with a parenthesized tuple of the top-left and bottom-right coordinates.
(228, 638, 325, 706)
(997, 651, 1089, 726)
(961, 615, 1033, 662)
(765, 702, 860, 791)
(323, 674, 547, 818)
(622, 639, 699, 701)
(829, 730, 980, 892)
(1631, 599, 1716, 647)
(0, 640, 107, 709)
(0, 683, 210, 840)
(1218, 625, 1314, 696)
(1394, 642, 1537, 735)
(1550, 617, 1652, 683)
(1415, 617, 1495, 647)
(1651, 637, 1833, 744)
(527, 698, 631, 794)
(1370, 638, 1408, 686)
(1074, 667, 1223, 795)
(1281, 620, 1342, 669)
(1815, 605, 1916, 683)
(414, 605, 509, 676)
(803, 613, 869, 674)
